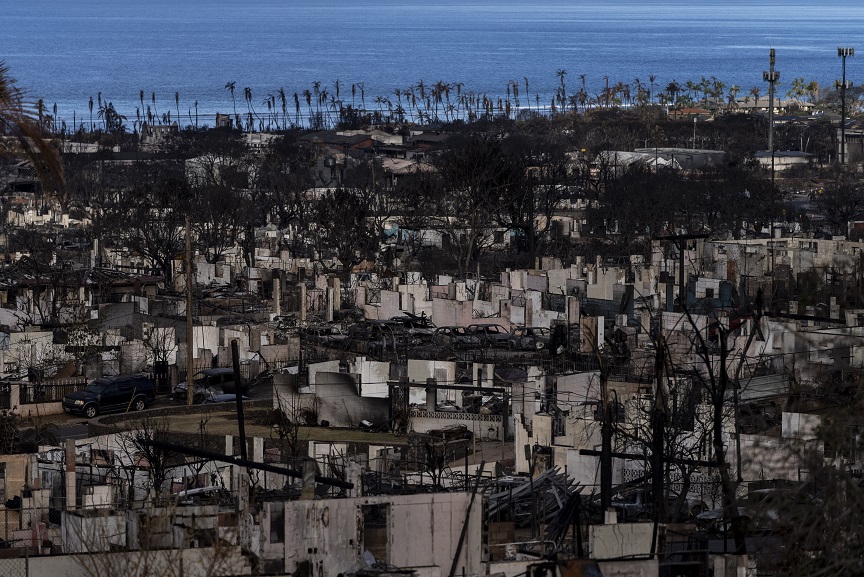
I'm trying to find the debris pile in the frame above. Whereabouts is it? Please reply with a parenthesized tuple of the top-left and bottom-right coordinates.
(485, 468, 579, 527)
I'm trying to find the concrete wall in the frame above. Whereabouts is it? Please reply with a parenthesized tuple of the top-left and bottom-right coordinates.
(0, 546, 251, 576)
(410, 412, 504, 441)
(407, 360, 456, 406)
(589, 521, 654, 559)
(310, 373, 390, 428)
(782, 412, 821, 440)
(514, 413, 554, 474)
(431, 299, 473, 327)
(352, 358, 391, 398)
(737, 433, 822, 482)
(307, 360, 341, 394)
(280, 492, 483, 577)
(194, 325, 221, 359)
(510, 366, 545, 422)
(587, 266, 618, 301)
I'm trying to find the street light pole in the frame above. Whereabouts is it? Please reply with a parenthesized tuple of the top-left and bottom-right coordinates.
(837, 47, 854, 165)
(763, 49, 780, 193)
(692, 117, 696, 150)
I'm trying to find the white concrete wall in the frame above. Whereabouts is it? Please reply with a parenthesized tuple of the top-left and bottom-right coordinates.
(782, 412, 822, 440)
(410, 413, 503, 441)
(281, 493, 483, 577)
(6, 546, 251, 576)
(737, 433, 823, 482)
(194, 325, 221, 359)
(308, 360, 341, 394)
(407, 360, 455, 405)
(589, 522, 654, 560)
(352, 358, 391, 398)
(431, 299, 473, 327)
(587, 267, 618, 301)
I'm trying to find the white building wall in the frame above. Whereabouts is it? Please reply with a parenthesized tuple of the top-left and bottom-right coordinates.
(282, 493, 483, 577)
(352, 358, 391, 398)
(407, 360, 455, 405)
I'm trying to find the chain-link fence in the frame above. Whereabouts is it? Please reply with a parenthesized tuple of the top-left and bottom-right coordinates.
(0, 550, 28, 577)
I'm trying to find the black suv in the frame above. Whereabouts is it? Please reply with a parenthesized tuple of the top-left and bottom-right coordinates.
(63, 374, 156, 419)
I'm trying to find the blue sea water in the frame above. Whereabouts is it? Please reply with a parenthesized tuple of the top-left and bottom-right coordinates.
(2, 0, 862, 126)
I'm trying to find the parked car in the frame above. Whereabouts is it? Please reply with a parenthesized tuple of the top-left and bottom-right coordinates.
(468, 324, 512, 348)
(432, 326, 482, 350)
(202, 393, 250, 404)
(368, 320, 418, 350)
(174, 486, 233, 507)
(608, 488, 707, 522)
(695, 487, 820, 534)
(63, 374, 156, 419)
(462, 392, 504, 415)
(389, 313, 436, 341)
(300, 324, 344, 345)
(507, 326, 551, 351)
(173, 367, 245, 403)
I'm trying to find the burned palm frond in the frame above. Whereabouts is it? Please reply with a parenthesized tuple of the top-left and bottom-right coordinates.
(0, 61, 65, 198)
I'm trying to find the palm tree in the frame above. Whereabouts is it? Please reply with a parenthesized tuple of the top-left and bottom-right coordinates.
(225, 81, 238, 126)
(665, 80, 680, 106)
(88, 95, 94, 131)
(0, 61, 64, 194)
(555, 69, 567, 113)
(264, 95, 273, 131)
(278, 87, 287, 129)
(244, 86, 261, 130)
(684, 80, 697, 102)
(648, 74, 657, 104)
(302, 89, 312, 124)
(787, 77, 807, 101)
(728, 85, 741, 108)
(151, 92, 159, 125)
(357, 82, 366, 110)
(708, 77, 726, 109)
(36, 98, 44, 129)
(174, 91, 181, 126)
(749, 86, 761, 107)
(805, 80, 820, 102)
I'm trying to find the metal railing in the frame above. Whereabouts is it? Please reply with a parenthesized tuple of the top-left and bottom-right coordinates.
(19, 378, 88, 405)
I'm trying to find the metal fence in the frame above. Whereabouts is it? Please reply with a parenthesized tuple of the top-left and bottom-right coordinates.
(662, 529, 709, 577)
(19, 378, 88, 405)
(0, 551, 28, 577)
(0, 384, 10, 410)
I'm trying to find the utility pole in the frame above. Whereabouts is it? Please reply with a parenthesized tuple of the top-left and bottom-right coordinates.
(186, 216, 194, 406)
(599, 360, 612, 512)
(763, 48, 780, 189)
(650, 334, 668, 556)
(232, 340, 248, 460)
(837, 47, 854, 165)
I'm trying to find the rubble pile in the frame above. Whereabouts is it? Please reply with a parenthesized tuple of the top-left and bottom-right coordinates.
(485, 468, 579, 527)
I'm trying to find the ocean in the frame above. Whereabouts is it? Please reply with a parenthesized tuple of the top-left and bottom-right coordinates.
(2, 0, 862, 127)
